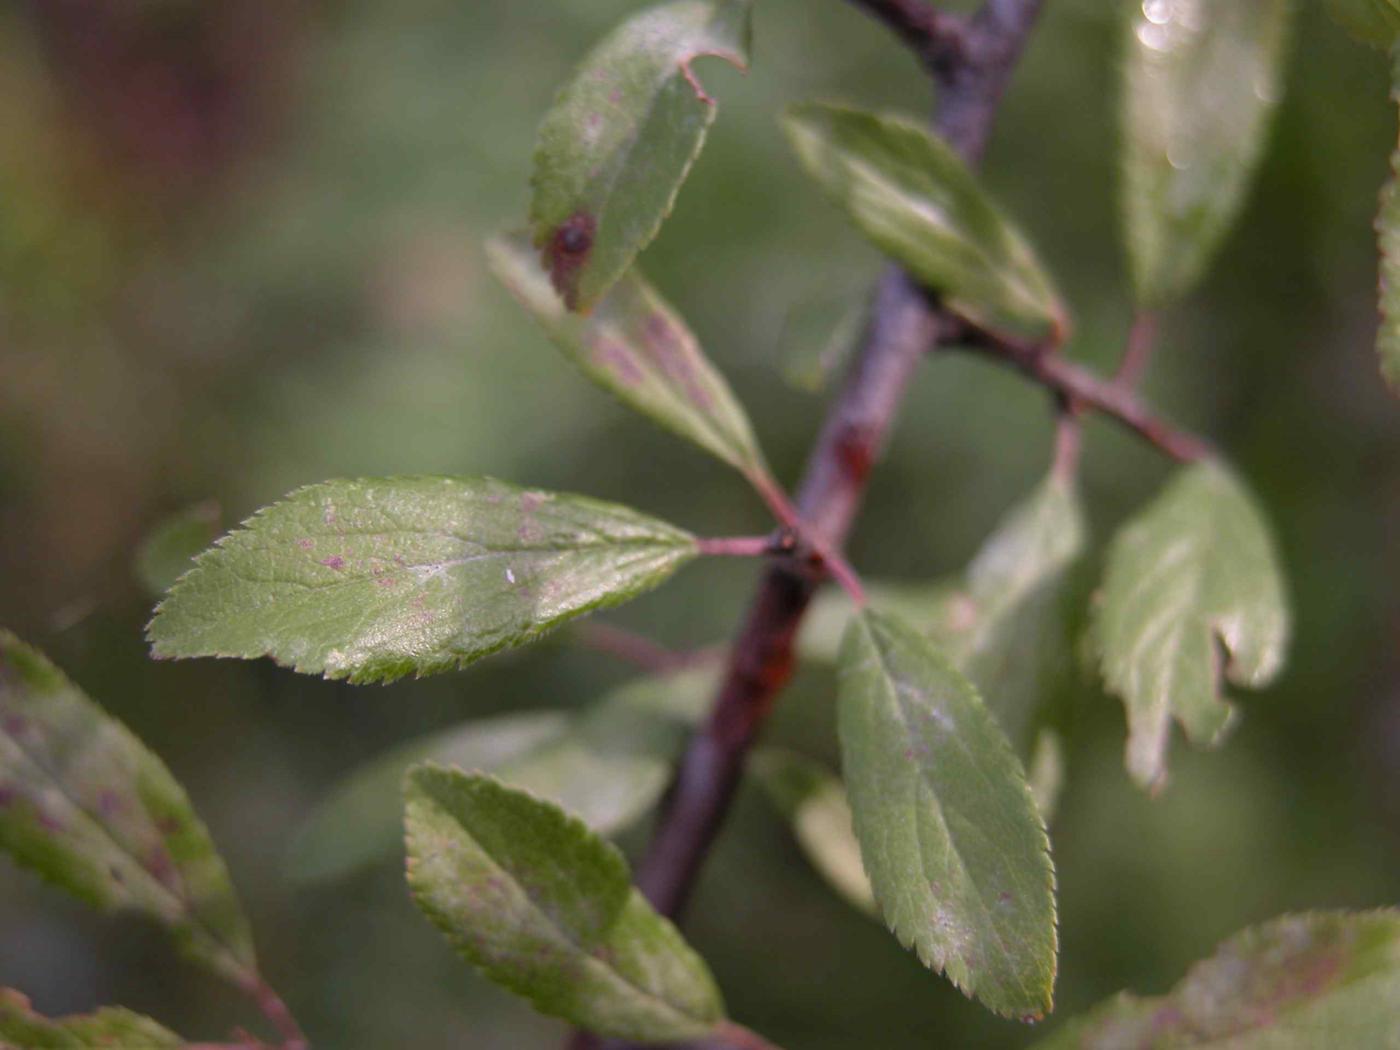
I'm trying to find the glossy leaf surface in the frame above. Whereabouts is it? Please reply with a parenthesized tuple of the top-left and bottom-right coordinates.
(148, 477, 698, 684)
(1121, 0, 1290, 306)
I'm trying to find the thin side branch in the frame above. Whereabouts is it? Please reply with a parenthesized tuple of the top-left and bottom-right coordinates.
(946, 318, 1213, 463)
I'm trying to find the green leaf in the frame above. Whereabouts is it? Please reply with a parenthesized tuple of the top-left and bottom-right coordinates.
(486, 233, 773, 485)
(530, 0, 752, 312)
(290, 667, 718, 882)
(0, 632, 256, 985)
(0, 988, 183, 1049)
(404, 766, 725, 1041)
(804, 475, 1087, 754)
(134, 501, 221, 598)
(1121, 0, 1290, 307)
(837, 610, 1057, 1020)
(147, 476, 698, 684)
(1327, 0, 1400, 48)
(751, 749, 876, 917)
(1378, 54, 1400, 395)
(1033, 911, 1400, 1049)
(1093, 462, 1290, 792)
(783, 103, 1063, 338)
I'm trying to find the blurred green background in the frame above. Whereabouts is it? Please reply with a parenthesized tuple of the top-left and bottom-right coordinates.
(1, 1, 1397, 1046)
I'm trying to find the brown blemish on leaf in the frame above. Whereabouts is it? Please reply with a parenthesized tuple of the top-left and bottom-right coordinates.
(146, 846, 179, 890)
(297, 538, 315, 551)
(544, 211, 596, 310)
(36, 809, 64, 834)
(320, 555, 346, 571)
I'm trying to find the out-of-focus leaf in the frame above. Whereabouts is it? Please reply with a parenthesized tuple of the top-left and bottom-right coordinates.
(775, 293, 863, 394)
(134, 501, 221, 597)
(486, 233, 773, 487)
(1327, 0, 1400, 48)
(1121, 0, 1290, 307)
(1377, 54, 1400, 395)
(404, 766, 725, 1041)
(751, 749, 875, 916)
(803, 476, 1086, 754)
(784, 103, 1063, 338)
(0, 632, 256, 985)
(530, 0, 752, 311)
(290, 667, 718, 882)
(0, 988, 183, 1049)
(147, 477, 698, 684)
(1033, 911, 1400, 1049)
(1094, 462, 1290, 792)
(837, 610, 1057, 1021)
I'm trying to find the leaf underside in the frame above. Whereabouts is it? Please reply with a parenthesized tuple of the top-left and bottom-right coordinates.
(530, 0, 752, 311)
(487, 232, 773, 484)
(147, 476, 698, 684)
(784, 102, 1063, 338)
(1094, 462, 1289, 792)
(1033, 911, 1400, 1049)
(1121, 0, 1290, 307)
(290, 667, 718, 882)
(404, 766, 724, 1042)
(837, 610, 1057, 1020)
(0, 632, 256, 985)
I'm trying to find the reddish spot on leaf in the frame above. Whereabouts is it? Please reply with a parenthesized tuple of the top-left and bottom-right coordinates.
(297, 538, 315, 551)
(608, 88, 622, 105)
(98, 790, 124, 818)
(543, 212, 597, 310)
(156, 815, 181, 836)
(320, 555, 346, 571)
(3, 715, 26, 738)
(0, 784, 15, 807)
(36, 810, 64, 834)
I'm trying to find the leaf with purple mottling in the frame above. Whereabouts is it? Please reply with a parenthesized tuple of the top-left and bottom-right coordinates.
(487, 233, 773, 488)
(0, 631, 256, 985)
(1033, 911, 1400, 1048)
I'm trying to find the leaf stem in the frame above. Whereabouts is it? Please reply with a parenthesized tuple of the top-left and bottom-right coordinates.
(695, 535, 778, 558)
(237, 972, 306, 1050)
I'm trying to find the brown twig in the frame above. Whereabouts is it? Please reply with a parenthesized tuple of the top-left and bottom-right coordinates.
(639, 0, 1046, 951)
(239, 973, 307, 1050)
(945, 316, 1212, 463)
